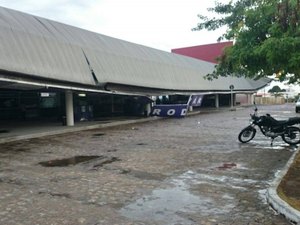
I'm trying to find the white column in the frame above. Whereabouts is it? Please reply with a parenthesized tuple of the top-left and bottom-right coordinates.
(65, 90, 74, 126)
(215, 94, 219, 108)
(230, 91, 234, 108)
(247, 94, 251, 105)
(249, 94, 254, 105)
(146, 103, 151, 116)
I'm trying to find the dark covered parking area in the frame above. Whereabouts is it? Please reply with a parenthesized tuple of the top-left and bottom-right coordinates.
(0, 88, 152, 123)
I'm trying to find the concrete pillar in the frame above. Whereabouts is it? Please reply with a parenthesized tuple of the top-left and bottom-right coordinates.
(215, 94, 219, 108)
(65, 90, 74, 126)
(230, 92, 234, 108)
(249, 94, 254, 105)
(146, 103, 151, 116)
(247, 94, 252, 105)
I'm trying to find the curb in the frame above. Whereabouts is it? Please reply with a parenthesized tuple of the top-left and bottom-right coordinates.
(266, 148, 300, 224)
(0, 117, 160, 144)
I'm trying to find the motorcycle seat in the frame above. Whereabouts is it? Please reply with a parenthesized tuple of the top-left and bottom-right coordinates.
(264, 115, 300, 126)
(287, 117, 300, 125)
(274, 117, 300, 126)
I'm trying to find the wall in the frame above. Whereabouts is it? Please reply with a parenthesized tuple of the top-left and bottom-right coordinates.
(254, 96, 285, 105)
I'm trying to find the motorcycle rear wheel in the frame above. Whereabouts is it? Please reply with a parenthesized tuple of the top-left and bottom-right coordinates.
(238, 126, 256, 143)
(282, 126, 300, 145)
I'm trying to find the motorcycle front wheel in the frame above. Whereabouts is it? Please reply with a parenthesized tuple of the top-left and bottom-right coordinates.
(238, 126, 256, 143)
(282, 126, 300, 145)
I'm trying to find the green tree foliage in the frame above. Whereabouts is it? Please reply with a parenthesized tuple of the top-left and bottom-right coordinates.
(268, 85, 284, 93)
(193, 0, 300, 83)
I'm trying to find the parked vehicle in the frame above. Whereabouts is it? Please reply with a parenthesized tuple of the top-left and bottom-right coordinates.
(296, 98, 300, 113)
(238, 104, 300, 145)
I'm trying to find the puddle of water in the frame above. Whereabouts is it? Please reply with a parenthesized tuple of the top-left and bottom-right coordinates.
(92, 133, 105, 137)
(121, 181, 213, 224)
(0, 130, 9, 133)
(136, 143, 147, 146)
(38, 155, 102, 167)
(185, 170, 257, 190)
(120, 171, 235, 224)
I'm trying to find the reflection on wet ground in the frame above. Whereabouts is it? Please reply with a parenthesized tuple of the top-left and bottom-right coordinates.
(120, 171, 237, 224)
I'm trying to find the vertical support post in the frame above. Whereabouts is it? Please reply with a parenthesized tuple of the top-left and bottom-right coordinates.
(146, 103, 151, 116)
(215, 94, 219, 108)
(65, 90, 74, 126)
(229, 85, 234, 109)
(250, 94, 254, 105)
(111, 95, 114, 114)
(230, 90, 234, 108)
(247, 94, 251, 105)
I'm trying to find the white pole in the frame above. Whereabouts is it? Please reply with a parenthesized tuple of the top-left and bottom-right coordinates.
(215, 94, 219, 108)
(146, 103, 151, 116)
(65, 90, 74, 126)
(231, 90, 233, 108)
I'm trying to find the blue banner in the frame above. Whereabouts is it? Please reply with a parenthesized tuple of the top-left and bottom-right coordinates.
(188, 95, 203, 106)
(150, 104, 188, 118)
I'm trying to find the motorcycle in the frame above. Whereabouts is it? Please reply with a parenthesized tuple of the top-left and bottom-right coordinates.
(238, 104, 300, 145)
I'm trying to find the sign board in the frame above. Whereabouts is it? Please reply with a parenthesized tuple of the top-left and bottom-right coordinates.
(150, 104, 188, 118)
(188, 95, 203, 106)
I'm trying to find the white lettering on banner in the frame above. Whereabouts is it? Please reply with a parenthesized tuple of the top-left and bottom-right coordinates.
(152, 109, 161, 115)
(192, 97, 202, 105)
(150, 105, 188, 117)
(167, 109, 176, 116)
(188, 95, 203, 107)
(197, 97, 202, 104)
(181, 109, 187, 116)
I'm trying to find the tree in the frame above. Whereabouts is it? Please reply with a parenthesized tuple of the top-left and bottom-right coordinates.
(193, 0, 300, 83)
(268, 85, 283, 93)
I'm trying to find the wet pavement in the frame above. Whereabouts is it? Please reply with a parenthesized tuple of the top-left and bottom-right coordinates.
(0, 104, 298, 225)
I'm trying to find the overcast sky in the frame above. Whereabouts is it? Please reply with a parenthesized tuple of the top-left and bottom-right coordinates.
(0, 0, 228, 52)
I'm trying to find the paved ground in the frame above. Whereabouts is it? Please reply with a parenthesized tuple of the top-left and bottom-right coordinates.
(0, 104, 298, 225)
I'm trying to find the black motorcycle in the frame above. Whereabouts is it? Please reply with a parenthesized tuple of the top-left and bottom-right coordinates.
(238, 105, 300, 145)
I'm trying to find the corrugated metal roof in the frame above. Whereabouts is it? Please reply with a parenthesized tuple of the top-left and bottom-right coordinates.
(0, 6, 269, 93)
